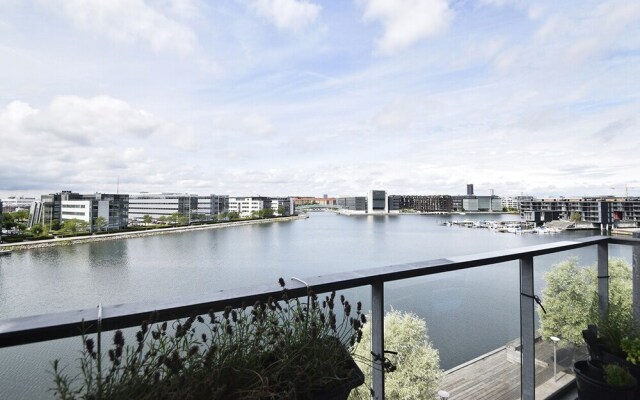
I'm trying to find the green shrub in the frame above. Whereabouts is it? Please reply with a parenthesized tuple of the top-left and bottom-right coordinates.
(351, 310, 442, 399)
(539, 258, 632, 345)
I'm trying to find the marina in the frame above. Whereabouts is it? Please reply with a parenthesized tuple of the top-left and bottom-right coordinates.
(440, 218, 599, 235)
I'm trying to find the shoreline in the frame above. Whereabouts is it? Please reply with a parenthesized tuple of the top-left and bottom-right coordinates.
(0, 215, 308, 252)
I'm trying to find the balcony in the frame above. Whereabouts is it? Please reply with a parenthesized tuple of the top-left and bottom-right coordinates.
(0, 235, 638, 399)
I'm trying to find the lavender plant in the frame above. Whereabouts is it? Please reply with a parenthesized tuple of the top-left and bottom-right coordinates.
(52, 279, 366, 400)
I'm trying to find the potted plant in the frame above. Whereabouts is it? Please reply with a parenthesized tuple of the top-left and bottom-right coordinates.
(574, 360, 637, 400)
(52, 278, 368, 399)
(582, 323, 640, 400)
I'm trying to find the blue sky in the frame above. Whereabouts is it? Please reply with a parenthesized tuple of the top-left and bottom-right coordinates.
(0, 0, 639, 198)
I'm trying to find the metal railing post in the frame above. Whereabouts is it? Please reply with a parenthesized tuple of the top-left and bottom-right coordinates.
(520, 256, 535, 400)
(598, 241, 609, 321)
(371, 280, 385, 400)
(633, 232, 640, 322)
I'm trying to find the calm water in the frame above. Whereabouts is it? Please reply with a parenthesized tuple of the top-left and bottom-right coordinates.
(0, 212, 629, 398)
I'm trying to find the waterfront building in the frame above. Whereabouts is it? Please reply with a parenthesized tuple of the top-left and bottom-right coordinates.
(128, 193, 197, 221)
(1, 196, 36, 212)
(195, 195, 229, 220)
(29, 191, 129, 230)
(270, 197, 295, 216)
(367, 190, 388, 214)
(396, 195, 452, 213)
(228, 197, 272, 217)
(335, 197, 367, 211)
(388, 195, 400, 213)
(451, 195, 502, 212)
(519, 197, 640, 227)
(292, 197, 336, 206)
(501, 196, 534, 211)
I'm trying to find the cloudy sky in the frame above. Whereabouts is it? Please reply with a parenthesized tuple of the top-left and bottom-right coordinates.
(0, 0, 638, 198)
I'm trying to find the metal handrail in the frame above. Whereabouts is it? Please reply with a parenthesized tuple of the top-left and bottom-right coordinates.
(0, 235, 616, 348)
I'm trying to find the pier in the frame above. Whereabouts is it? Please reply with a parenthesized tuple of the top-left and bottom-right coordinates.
(441, 337, 580, 399)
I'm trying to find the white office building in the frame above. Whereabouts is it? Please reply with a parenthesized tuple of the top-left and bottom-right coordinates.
(229, 197, 272, 217)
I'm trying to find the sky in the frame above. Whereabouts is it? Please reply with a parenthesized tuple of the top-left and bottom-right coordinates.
(0, 0, 639, 199)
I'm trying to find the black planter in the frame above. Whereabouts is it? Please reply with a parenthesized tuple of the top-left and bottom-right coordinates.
(311, 356, 365, 400)
(574, 360, 636, 400)
(583, 325, 640, 399)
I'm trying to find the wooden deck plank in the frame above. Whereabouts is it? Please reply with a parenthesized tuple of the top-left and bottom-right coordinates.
(440, 339, 583, 400)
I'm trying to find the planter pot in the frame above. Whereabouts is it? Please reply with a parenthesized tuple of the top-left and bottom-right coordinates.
(575, 360, 636, 400)
(583, 325, 640, 399)
(311, 355, 365, 400)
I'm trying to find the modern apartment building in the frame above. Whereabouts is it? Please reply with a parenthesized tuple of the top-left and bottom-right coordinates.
(520, 197, 640, 226)
(396, 195, 453, 212)
(501, 196, 534, 211)
(29, 191, 129, 230)
(270, 198, 295, 216)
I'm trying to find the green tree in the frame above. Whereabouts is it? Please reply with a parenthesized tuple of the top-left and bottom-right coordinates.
(570, 212, 582, 223)
(142, 215, 152, 224)
(77, 220, 89, 232)
(251, 210, 260, 219)
(539, 258, 632, 345)
(94, 216, 107, 232)
(277, 206, 286, 216)
(62, 219, 79, 234)
(30, 224, 44, 237)
(352, 310, 442, 399)
(50, 220, 61, 231)
(2, 213, 15, 230)
(158, 216, 167, 224)
(168, 212, 182, 225)
(228, 211, 240, 220)
(263, 208, 274, 218)
(13, 209, 29, 222)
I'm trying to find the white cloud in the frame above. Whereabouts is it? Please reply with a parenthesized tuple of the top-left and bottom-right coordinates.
(29, 96, 159, 144)
(533, 0, 640, 63)
(47, 0, 197, 54)
(244, 0, 321, 32)
(359, 0, 453, 54)
(0, 96, 191, 192)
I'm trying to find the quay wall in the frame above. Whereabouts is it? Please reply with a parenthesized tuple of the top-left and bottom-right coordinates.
(0, 215, 308, 252)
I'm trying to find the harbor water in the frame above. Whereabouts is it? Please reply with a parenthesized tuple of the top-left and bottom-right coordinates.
(0, 212, 628, 398)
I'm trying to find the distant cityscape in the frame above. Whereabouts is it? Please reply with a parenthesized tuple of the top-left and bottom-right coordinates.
(1, 184, 640, 235)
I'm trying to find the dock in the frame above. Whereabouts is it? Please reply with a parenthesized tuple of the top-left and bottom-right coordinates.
(0, 250, 11, 256)
(440, 337, 582, 399)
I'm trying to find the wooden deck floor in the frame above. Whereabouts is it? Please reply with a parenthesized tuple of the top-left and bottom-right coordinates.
(440, 338, 584, 399)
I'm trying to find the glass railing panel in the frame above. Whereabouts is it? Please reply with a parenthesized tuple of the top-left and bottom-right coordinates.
(535, 247, 597, 399)
(383, 261, 520, 400)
